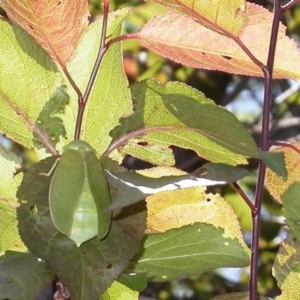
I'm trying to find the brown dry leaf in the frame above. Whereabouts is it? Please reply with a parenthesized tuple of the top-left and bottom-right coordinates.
(138, 3, 300, 79)
(265, 142, 300, 204)
(147, 0, 246, 36)
(146, 187, 247, 247)
(1, 0, 89, 66)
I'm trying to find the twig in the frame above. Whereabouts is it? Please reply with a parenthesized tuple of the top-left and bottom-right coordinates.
(74, 0, 110, 140)
(274, 81, 300, 104)
(249, 1, 281, 299)
(164, 0, 266, 70)
(0, 90, 57, 155)
(220, 77, 249, 106)
(103, 126, 186, 157)
(232, 182, 256, 213)
(62, 66, 82, 100)
(271, 140, 300, 155)
(281, 0, 300, 11)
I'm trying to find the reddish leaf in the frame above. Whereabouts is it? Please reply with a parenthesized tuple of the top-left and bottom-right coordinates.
(147, 0, 247, 36)
(1, 0, 89, 66)
(137, 3, 300, 79)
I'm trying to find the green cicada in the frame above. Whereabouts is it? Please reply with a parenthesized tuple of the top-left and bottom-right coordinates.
(49, 140, 112, 246)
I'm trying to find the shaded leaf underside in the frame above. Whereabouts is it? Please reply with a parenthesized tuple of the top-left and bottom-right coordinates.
(114, 80, 260, 166)
(17, 157, 146, 299)
(128, 224, 250, 281)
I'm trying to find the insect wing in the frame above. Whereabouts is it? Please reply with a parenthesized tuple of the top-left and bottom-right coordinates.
(49, 144, 98, 245)
(86, 151, 112, 239)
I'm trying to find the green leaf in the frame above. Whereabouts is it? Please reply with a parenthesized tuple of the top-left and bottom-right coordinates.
(67, 8, 132, 156)
(0, 147, 26, 253)
(261, 151, 287, 180)
(101, 281, 138, 300)
(106, 163, 248, 211)
(282, 182, 300, 243)
(224, 188, 253, 232)
(193, 163, 249, 181)
(128, 223, 250, 281)
(117, 273, 148, 292)
(17, 157, 146, 299)
(113, 80, 260, 166)
(0, 17, 68, 149)
(0, 147, 21, 204)
(0, 252, 54, 299)
(0, 204, 26, 254)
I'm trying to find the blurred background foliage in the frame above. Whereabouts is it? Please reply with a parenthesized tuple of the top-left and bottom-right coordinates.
(88, 1, 300, 299)
(1, 0, 300, 299)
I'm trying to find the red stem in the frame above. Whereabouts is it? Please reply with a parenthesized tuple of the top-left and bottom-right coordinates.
(271, 141, 300, 155)
(103, 126, 184, 157)
(249, 1, 282, 299)
(232, 182, 256, 213)
(281, 0, 300, 11)
(62, 66, 82, 100)
(74, 0, 110, 140)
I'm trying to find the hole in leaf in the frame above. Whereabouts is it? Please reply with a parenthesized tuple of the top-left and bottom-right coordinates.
(106, 263, 112, 269)
(132, 98, 138, 111)
(29, 205, 38, 214)
(137, 141, 148, 146)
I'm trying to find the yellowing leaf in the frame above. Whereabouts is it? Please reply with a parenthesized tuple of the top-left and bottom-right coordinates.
(137, 166, 186, 177)
(281, 183, 300, 243)
(138, 3, 300, 79)
(146, 187, 247, 247)
(273, 235, 300, 300)
(265, 142, 300, 204)
(1, 0, 89, 66)
(102, 281, 138, 300)
(0, 148, 27, 253)
(147, 0, 246, 36)
(0, 18, 67, 149)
